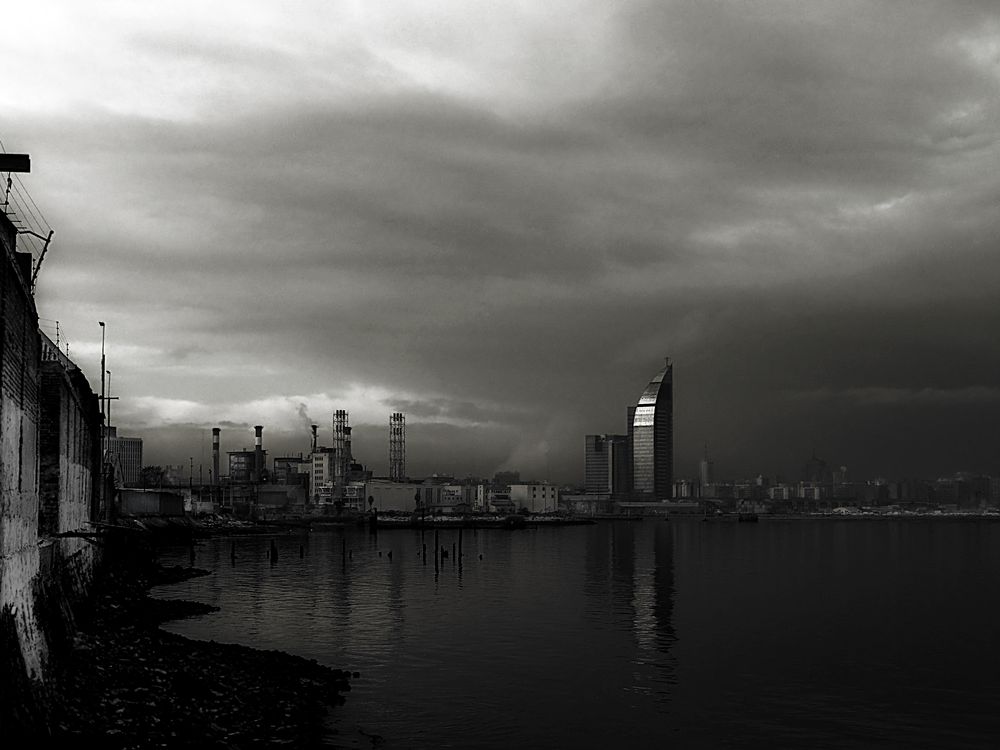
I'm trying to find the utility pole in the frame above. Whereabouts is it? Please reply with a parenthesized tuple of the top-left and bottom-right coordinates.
(99, 322, 106, 419)
(99, 321, 107, 517)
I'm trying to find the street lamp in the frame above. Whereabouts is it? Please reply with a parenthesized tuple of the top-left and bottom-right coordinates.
(99, 322, 106, 419)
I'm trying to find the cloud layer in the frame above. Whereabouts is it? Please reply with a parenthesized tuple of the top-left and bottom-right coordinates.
(5, 1, 999, 482)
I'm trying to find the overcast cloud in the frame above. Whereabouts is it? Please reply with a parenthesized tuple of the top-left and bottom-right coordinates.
(4, 0, 999, 483)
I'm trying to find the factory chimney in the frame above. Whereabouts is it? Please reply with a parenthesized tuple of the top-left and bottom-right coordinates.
(311, 424, 318, 454)
(343, 426, 353, 479)
(254, 425, 263, 482)
(212, 427, 220, 485)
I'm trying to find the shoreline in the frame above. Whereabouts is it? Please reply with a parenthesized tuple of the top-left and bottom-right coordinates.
(41, 535, 357, 748)
(118, 509, 1000, 543)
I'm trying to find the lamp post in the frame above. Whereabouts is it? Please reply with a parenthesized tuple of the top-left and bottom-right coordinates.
(99, 322, 106, 419)
(99, 322, 107, 516)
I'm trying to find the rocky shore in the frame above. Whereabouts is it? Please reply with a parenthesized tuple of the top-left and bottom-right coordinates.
(38, 535, 358, 748)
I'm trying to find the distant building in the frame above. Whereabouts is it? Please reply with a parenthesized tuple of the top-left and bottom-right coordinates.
(630, 358, 674, 501)
(699, 444, 714, 488)
(105, 426, 142, 487)
(365, 479, 426, 513)
(509, 483, 560, 513)
(310, 447, 336, 495)
(228, 449, 266, 483)
(803, 451, 831, 483)
(272, 453, 305, 484)
(585, 434, 629, 497)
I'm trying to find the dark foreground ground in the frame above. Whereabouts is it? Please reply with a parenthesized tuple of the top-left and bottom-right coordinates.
(42, 547, 361, 748)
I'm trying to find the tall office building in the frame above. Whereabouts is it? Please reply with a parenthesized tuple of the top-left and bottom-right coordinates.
(105, 426, 143, 487)
(585, 434, 630, 496)
(699, 443, 714, 488)
(631, 358, 673, 501)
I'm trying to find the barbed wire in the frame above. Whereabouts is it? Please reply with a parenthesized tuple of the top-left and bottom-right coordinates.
(1, 137, 54, 276)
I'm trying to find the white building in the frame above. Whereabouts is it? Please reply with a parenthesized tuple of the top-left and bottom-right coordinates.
(365, 479, 426, 513)
(509, 483, 559, 513)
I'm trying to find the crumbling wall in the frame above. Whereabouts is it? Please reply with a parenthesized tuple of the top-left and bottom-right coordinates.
(0, 212, 102, 736)
(0, 213, 46, 729)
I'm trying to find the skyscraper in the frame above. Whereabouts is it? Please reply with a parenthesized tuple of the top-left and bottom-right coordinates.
(699, 443, 714, 488)
(631, 358, 673, 501)
(585, 434, 629, 497)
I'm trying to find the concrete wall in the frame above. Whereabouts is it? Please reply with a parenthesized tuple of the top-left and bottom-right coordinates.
(1, 216, 46, 691)
(39, 353, 100, 537)
(119, 489, 185, 517)
(1, 213, 103, 734)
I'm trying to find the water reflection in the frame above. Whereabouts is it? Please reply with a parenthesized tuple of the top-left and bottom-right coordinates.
(584, 521, 677, 702)
(152, 520, 1000, 749)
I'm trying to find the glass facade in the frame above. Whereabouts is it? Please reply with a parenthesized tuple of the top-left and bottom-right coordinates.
(631, 359, 673, 500)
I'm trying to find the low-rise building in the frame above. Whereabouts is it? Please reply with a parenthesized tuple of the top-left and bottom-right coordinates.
(509, 483, 559, 513)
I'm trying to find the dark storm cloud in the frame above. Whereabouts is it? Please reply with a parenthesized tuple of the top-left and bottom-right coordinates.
(11, 0, 1000, 481)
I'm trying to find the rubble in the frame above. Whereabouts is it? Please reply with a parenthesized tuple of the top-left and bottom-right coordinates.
(44, 557, 354, 748)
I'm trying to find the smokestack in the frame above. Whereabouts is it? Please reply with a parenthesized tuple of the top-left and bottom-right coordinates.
(311, 424, 318, 454)
(212, 427, 220, 485)
(254, 425, 263, 482)
(344, 426, 352, 475)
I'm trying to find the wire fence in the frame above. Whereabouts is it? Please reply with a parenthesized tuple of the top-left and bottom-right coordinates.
(1, 137, 55, 289)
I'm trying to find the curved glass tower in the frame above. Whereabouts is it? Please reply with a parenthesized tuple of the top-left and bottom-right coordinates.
(631, 358, 673, 501)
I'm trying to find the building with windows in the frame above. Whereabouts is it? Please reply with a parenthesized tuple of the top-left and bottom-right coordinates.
(630, 358, 673, 501)
(105, 426, 142, 487)
(585, 434, 629, 497)
(699, 444, 714, 489)
(228, 450, 265, 483)
(509, 483, 560, 513)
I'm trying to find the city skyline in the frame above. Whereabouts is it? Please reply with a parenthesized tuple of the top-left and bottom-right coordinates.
(3, 2, 999, 483)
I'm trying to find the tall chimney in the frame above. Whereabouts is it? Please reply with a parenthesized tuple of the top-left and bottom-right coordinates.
(311, 424, 318, 454)
(343, 426, 352, 478)
(254, 425, 263, 482)
(212, 427, 220, 485)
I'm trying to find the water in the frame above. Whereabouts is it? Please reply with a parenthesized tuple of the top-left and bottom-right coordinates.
(151, 518, 1000, 748)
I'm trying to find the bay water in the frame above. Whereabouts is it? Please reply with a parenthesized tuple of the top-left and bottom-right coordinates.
(151, 518, 1000, 748)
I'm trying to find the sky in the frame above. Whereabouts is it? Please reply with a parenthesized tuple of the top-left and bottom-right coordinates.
(3, 0, 999, 485)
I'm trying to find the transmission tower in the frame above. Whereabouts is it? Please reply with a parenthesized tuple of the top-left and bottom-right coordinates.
(389, 412, 405, 482)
